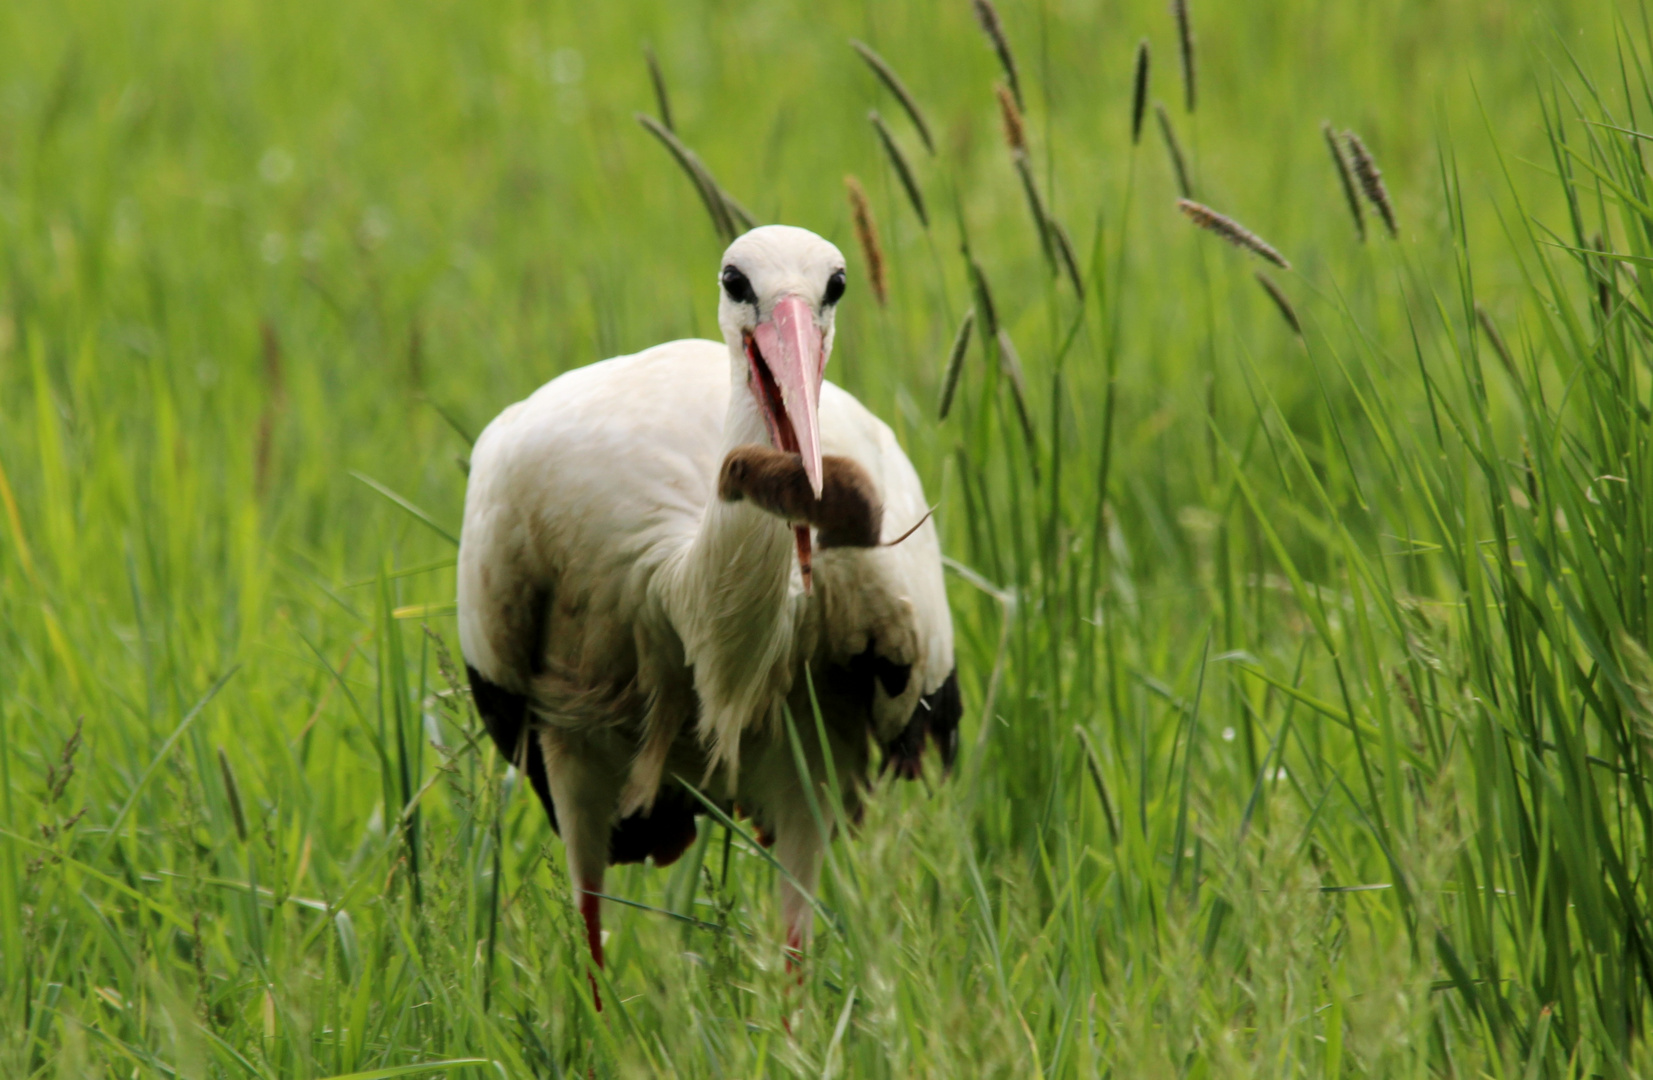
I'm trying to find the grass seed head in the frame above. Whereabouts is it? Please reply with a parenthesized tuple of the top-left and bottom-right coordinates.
(1172, 0, 1196, 112)
(1132, 39, 1150, 144)
(1322, 121, 1366, 241)
(851, 40, 935, 154)
(1591, 232, 1613, 317)
(845, 174, 888, 306)
(1393, 670, 1425, 725)
(870, 110, 929, 227)
(1155, 102, 1193, 198)
(1254, 271, 1301, 335)
(973, 0, 1024, 110)
(967, 256, 1000, 338)
(1012, 150, 1056, 268)
(1052, 217, 1085, 298)
(996, 328, 1039, 471)
(1343, 130, 1397, 237)
(45, 717, 83, 805)
(1177, 199, 1290, 269)
(1474, 302, 1516, 381)
(995, 83, 1026, 153)
(937, 307, 975, 420)
(218, 747, 248, 843)
(637, 112, 738, 242)
(643, 45, 674, 133)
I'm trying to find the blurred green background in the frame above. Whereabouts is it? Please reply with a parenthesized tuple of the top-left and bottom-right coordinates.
(2, 0, 1647, 1075)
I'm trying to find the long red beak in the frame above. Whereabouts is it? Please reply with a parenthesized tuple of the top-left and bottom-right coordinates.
(750, 295, 825, 499)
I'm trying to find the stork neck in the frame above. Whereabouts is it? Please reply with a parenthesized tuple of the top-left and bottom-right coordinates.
(701, 379, 795, 583)
(650, 373, 801, 775)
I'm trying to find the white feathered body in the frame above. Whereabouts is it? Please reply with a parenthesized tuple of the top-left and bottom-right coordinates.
(457, 337, 955, 935)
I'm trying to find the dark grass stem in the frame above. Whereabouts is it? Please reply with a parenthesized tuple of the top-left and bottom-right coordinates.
(637, 113, 745, 243)
(1173, 0, 1196, 111)
(851, 40, 935, 154)
(1013, 152, 1057, 270)
(973, 0, 1024, 111)
(1156, 103, 1193, 198)
(1254, 272, 1301, 336)
(217, 748, 248, 843)
(643, 46, 673, 133)
(870, 110, 928, 227)
(1052, 218, 1085, 298)
(996, 328, 1039, 468)
(1474, 303, 1517, 381)
(938, 307, 976, 420)
(1131, 40, 1150, 144)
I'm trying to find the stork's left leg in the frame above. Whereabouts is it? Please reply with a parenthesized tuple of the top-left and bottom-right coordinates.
(539, 728, 620, 1010)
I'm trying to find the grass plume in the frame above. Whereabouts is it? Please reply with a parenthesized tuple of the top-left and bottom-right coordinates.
(1052, 218, 1084, 298)
(997, 328, 1039, 473)
(967, 254, 1000, 338)
(1254, 271, 1301, 335)
(972, 0, 1023, 111)
(870, 110, 928, 227)
(845, 174, 888, 305)
(1132, 39, 1150, 144)
(937, 307, 975, 420)
(1173, 0, 1196, 112)
(1475, 302, 1517, 380)
(1013, 152, 1056, 269)
(1343, 129, 1397, 237)
(995, 83, 1027, 153)
(643, 45, 674, 132)
(1591, 232, 1613, 316)
(850, 40, 934, 154)
(637, 113, 755, 242)
(1178, 198, 1290, 268)
(217, 747, 248, 843)
(1156, 102, 1193, 197)
(1323, 121, 1366, 241)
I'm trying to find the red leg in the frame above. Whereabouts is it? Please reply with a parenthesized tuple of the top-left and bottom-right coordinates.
(579, 886, 604, 1011)
(781, 926, 806, 1036)
(784, 926, 804, 973)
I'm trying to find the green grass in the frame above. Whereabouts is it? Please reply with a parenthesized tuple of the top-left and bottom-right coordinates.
(4, 0, 1653, 1074)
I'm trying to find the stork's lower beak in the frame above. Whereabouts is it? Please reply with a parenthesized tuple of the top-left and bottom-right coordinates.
(750, 295, 825, 499)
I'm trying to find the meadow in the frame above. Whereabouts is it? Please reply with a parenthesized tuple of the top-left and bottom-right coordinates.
(4, 0, 1652, 1074)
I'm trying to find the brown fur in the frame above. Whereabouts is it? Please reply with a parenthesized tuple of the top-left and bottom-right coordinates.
(719, 445, 883, 548)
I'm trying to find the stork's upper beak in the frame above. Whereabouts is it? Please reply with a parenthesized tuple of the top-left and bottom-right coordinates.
(748, 294, 825, 499)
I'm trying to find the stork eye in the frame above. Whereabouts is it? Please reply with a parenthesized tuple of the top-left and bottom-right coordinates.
(823, 269, 846, 307)
(721, 266, 757, 306)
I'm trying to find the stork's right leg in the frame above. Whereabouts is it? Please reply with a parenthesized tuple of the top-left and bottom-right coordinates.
(539, 728, 620, 1010)
(771, 787, 828, 968)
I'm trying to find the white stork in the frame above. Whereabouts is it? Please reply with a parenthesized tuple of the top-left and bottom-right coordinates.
(456, 224, 959, 1001)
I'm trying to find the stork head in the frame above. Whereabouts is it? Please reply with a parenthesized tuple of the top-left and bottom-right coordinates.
(718, 225, 846, 500)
